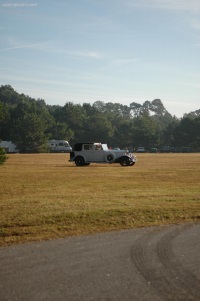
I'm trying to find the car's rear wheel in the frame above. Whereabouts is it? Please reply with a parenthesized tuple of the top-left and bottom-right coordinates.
(75, 156, 85, 166)
(120, 157, 130, 166)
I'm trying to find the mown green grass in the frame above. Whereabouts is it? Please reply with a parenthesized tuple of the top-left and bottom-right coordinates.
(0, 153, 200, 246)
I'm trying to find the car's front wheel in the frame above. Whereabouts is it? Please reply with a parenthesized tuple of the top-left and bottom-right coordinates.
(120, 157, 130, 166)
(75, 156, 85, 166)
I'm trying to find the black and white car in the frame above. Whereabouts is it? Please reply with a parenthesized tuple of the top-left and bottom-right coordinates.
(69, 142, 136, 166)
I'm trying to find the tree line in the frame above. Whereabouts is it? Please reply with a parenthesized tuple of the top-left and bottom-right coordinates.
(0, 85, 200, 153)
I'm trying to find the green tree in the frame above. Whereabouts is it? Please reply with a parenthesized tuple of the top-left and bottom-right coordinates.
(193, 117, 200, 149)
(173, 117, 200, 149)
(0, 85, 20, 105)
(0, 104, 8, 165)
(173, 117, 193, 147)
(0, 147, 7, 165)
(80, 104, 114, 143)
(111, 118, 133, 148)
(0, 103, 3, 120)
(47, 122, 74, 141)
(7, 96, 55, 152)
(62, 102, 87, 142)
(11, 113, 49, 152)
(130, 102, 143, 117)
(132, 113, 159, 149)
(0, 103, 11, 140)
(163, 118, 180, 146)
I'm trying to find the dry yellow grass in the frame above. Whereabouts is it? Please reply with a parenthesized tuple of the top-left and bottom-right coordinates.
(0, 153, 200, 246)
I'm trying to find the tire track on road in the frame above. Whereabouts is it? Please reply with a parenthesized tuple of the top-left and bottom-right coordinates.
(130, 223, 200, 301)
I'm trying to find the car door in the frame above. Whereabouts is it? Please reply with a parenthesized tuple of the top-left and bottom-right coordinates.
(82, 144, 104, 162)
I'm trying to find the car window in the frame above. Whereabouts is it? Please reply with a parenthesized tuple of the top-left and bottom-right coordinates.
(95, 145, 102, 150)
(83, 144, 93, 150)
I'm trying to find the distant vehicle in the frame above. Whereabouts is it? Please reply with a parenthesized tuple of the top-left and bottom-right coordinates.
(160, 146, 172, 153)
(171, 147, 192, 153)
(0, 141, 18, 153)
(136, 147, 146, 153)
(149, 147, 158, 153)
(181, 147, 192, 153)
(48, 140, 72, 153)
(69, 142, 137, 166)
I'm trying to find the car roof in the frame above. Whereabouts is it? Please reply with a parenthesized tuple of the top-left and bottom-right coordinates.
(74, 142, 105, 151)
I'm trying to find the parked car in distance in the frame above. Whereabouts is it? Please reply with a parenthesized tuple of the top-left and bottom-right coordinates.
(171, 147, 192, 153)
(69, 142, 137, 166)
(136, 146, 146, 153)
(149, 147, 158, 153)
(160, 146, 172, 153)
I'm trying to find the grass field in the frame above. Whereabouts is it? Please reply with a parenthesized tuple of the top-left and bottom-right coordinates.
(0, 153, 200, 247)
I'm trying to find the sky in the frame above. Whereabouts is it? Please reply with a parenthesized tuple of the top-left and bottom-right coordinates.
(0, 0, 200, 117)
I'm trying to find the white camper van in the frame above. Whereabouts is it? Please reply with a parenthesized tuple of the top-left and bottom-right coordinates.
(48, 140, 72, 153)
(0, 141, 18, 153)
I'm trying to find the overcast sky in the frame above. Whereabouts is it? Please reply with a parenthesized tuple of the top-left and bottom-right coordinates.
(1, 0, 200, 117)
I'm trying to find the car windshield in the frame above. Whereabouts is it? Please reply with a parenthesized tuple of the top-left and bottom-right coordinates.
(102, 144, 108, 151)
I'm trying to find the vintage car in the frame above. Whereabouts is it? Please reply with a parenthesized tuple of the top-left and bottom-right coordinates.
(69, 142, 136, 166)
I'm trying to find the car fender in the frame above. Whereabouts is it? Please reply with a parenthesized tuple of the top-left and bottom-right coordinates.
(115, 155, 130, 163)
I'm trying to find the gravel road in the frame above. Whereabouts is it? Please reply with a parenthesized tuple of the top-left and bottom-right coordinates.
(0, 222, 200, 301)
